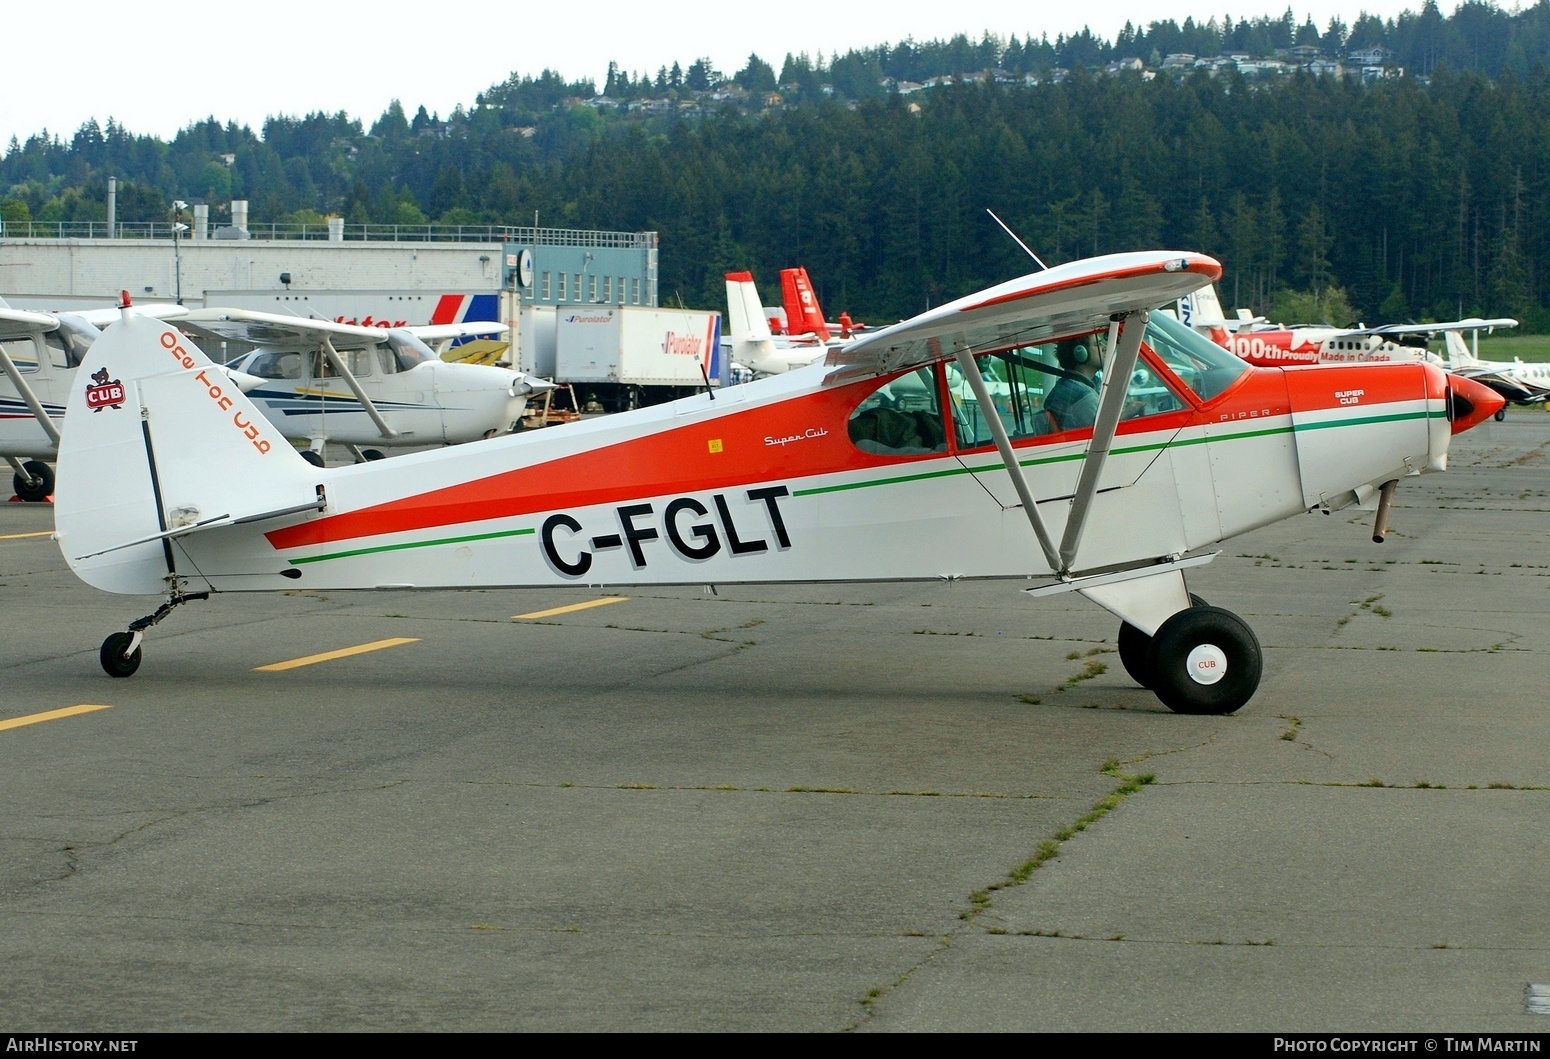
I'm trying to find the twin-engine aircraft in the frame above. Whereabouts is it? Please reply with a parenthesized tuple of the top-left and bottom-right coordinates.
(180, 309, 555, 464)
(53, 251, 1504, 716)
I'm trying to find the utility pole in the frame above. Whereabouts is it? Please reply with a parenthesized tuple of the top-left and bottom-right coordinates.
(171, 200, 189, 304)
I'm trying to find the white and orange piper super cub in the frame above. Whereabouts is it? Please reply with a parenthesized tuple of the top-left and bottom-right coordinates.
(54, 251, 1504, 714)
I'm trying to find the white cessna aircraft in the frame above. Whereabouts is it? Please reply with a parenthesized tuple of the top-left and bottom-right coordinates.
(54, 252, 1503, 718)
(1, 299, 186, 501)
(181, 309, 555, 465)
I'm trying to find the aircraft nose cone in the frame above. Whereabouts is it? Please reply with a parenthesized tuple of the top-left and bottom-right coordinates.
(1448, 373, 1507, 434)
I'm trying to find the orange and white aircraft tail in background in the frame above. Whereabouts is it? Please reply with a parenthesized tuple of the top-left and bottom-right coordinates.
(723, 271, 829, 376)
(55, 253, 1503, 717)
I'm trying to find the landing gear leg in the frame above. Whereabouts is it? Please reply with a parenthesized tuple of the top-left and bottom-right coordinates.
(99, 591, 210, 677)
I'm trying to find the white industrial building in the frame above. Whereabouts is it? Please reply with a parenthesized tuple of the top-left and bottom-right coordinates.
(0, 198, 659, 315)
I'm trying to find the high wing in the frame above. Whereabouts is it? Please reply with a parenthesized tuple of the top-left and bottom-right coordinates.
(181, 308, 505, 351)
(1340, 317, 1518, 339)
(72, 304, 190, 328)
(823, 251, 1221, 384)
(408, 321, 510, 344)
(0, 306, 63, 340)
(181, 309, 402, 351)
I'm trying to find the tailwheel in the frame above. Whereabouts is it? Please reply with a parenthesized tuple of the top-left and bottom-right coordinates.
(97, 591, 208, 678)
(1117, 594, 1208, 690)
(100, 632, 143, 678)
(14, 460, 54, 502)
(1147, 605, 1261, 715)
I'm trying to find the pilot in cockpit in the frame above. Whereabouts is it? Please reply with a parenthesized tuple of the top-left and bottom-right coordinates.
(1044, 340, 1101, 431)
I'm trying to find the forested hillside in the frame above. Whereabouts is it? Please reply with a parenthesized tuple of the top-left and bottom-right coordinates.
(4, 2, 1550, 328)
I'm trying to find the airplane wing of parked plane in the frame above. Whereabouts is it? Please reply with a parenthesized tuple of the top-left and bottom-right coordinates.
(826, 252, 1214, 383)
(179, 308, 545, 464)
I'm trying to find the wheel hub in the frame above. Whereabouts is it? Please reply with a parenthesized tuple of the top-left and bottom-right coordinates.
(1185, 643, 1228, 685)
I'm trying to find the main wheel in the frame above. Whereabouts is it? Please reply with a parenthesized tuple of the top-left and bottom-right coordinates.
(1494, 407, 1507, 422)
(1116, 594, 1208, 690)
(1148, 605, 1261, 715)
(361, 449, 386, 461)
(300, 450, 325, 467)
(100, 632, 142, 678)
(14, 460, 54, 502)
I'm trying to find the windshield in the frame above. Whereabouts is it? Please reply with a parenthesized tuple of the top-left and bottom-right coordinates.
(387, 331, 437, 370)
(1145, 312, 1248, 401)
(53, 316, 102, 367)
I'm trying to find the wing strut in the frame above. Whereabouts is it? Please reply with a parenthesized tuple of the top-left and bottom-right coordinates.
(0, 344, 61, 445)
(950, 347, 1063, 573)
(321, 338, 398, 441)
(1058, 309, 1148, 571)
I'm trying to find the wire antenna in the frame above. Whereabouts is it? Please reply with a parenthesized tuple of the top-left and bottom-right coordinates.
(987, 209, 1047, 270)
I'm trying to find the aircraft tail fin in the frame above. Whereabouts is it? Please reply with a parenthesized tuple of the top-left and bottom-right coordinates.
(780, 267, 831, 342)
(54, 308, 320, 595)
(1177, 283, 1233, 345)
(724, 271, 782, 373)
(1444, 330, 1480, 367)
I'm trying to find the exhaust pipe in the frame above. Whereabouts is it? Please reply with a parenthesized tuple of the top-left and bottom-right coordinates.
(1372, 479, 1399, 543)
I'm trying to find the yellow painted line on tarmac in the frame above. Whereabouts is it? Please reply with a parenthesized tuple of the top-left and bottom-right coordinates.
(254, 637, 421, 672)
(0, 704, 112, 731)
(0, 530, 55, 540)
(513, 597, 628, 621)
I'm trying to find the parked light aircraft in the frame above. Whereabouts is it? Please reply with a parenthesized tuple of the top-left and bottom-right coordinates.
(724, 271, 830, 376)
(1177, 284, 1518, 368)
(54, 251, 1504, 718)
(180, 309, 555, 464)
(1, 299, 186, 500)
(1441, 330, 1550, 411)
(724, 266, 868, 377)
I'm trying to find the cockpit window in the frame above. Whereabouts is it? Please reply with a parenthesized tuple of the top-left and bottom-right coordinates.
(945, 326, 1190, 447)
(1144, 312, 1248, 401)
(243, 350, 304, 379)
(1, 336, 41, 373)
(387, 331, 437, 371)
(847, 367, 948, 455)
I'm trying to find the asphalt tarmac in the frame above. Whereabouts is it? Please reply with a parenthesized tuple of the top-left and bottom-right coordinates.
(3, 411, 1550, 1032)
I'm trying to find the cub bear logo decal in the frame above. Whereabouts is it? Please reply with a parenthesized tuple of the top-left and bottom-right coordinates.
(85, 367, 126, 412)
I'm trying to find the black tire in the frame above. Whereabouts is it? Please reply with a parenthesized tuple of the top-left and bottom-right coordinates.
(1148, 605, 1261, 715)
(1494, 408, 1507, 422)
(300, 450, 326, 467)
(361, 449, 386, 461)
(14, 460, 54, 502)
(1116, 594, 1208, 690)
(100, 632, 142, 678)
(1117, 622, 1156, 688)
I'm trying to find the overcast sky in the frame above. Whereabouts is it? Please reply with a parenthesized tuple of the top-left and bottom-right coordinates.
(2, 1, 1444, 149)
